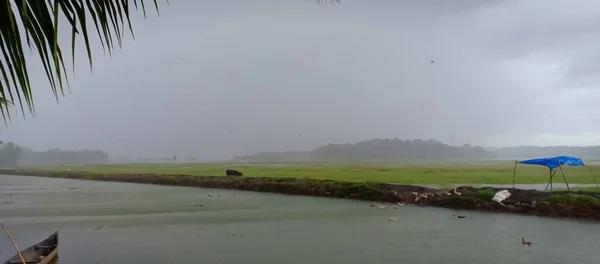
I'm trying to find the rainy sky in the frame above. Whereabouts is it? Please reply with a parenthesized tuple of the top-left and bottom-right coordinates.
(2, 0, 600, 160)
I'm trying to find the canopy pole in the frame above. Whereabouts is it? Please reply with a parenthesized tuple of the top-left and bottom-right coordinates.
(544, 169, 556, 192)
(588, 167, 599, 188)
(512, 160, 518, 188)
(551, 170, 554, 191)
(557, 161, 569, 191)
(544, 169, 556, 191)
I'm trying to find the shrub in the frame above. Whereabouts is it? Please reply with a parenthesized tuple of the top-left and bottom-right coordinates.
(474, 189, 495, 202)
(546, 194, 600, 206)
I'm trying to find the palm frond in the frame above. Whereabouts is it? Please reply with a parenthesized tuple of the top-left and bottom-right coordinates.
(0, 0, 162, 121)
(0, 0, 338, 123)
(308, 0, 341, 6)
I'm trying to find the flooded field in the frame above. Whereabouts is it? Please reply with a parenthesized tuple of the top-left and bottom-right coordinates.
(0, 175, 599, 264)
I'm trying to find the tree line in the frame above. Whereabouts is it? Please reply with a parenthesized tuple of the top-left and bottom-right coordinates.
(234, 140, 600, 162)
(0, 142, 111, 166)
(233, 138, 497, 162)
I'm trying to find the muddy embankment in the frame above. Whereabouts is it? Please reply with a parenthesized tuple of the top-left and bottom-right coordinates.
(1, 169, 600, 221)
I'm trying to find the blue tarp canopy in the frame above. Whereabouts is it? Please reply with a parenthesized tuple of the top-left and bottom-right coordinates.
(518, 156, 585, 170)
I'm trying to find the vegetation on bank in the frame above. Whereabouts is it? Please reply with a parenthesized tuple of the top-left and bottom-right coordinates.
(23, 162, 600, 186)
(546, 193, 600, 206)
(474, 189, 496, 201)
(556, 186, 600, 192)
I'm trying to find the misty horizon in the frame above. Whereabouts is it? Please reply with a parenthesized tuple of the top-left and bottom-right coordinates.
(2, 0, 600, 161)
(7, 137, 600, 162)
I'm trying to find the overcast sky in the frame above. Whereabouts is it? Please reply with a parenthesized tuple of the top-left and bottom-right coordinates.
(2, 0, 600, 160)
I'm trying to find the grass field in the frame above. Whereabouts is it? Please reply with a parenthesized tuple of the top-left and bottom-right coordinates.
(28, 162, 600, 187)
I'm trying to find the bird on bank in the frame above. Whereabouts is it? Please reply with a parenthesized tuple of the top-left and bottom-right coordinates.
(521, 237, 531, 246)
(452, 188, 462, 196)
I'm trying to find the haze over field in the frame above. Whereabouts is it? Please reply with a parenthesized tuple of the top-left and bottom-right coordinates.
(3, 139, 600, 166)
(2, 0, 600, 161)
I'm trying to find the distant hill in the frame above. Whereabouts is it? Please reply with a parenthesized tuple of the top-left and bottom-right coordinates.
(233, 138, 496, 162)
(486, 146, 600, 160)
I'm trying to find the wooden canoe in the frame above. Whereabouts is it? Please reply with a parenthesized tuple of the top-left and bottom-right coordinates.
(3, 231, 58, 264)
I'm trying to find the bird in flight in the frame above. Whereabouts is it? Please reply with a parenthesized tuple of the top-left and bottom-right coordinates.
(431, 60, 435, 64)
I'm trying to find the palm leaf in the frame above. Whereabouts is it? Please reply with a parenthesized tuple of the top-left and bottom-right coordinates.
(0, 0, 339, 122)
(309, 0, 340, 6)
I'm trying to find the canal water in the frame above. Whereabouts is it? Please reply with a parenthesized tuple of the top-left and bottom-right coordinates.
(0, 175, 598, 264)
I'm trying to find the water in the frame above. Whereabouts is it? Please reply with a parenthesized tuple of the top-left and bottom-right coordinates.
(0, 175, 599, 264)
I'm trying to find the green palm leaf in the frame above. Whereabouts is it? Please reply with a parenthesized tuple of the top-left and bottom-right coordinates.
(0, 0, 339, 122)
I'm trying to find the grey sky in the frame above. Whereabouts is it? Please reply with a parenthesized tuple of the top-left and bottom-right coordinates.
(3, 0, 600, 160)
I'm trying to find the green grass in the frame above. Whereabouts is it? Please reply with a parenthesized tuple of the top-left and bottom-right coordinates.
(546, 193, 600, 206)
(22, 161, 600, 186)
(474, 189, 496, 201)
(554, 186, 600, 192)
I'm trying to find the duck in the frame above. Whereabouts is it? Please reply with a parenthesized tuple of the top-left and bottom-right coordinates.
(388, 216, 398, 221)
(452, 215, 466, 219)
(521, 237, 531, 246)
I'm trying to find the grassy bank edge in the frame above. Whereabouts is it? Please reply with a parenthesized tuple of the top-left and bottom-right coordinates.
(0, 168, 426, 201)
(1, 168, 600, 220)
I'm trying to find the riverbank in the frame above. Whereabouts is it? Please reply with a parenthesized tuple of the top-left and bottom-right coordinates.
(1, 169, 599, 221)
(25, 162, 600, 185)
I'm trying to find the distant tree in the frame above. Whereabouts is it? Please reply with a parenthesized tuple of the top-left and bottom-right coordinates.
(18, 147, 111, 166)
(309, 138, 496, 161)
(0, 142, 22, 166)
(235, 138, 496, 162)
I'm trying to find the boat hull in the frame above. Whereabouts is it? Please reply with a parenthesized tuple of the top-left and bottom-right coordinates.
(3, 231, 58, 264)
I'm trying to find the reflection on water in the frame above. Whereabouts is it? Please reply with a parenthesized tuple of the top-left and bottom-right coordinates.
(1, 175, 600, 264)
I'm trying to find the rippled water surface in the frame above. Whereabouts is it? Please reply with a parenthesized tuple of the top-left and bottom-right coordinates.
(0, 175, 599, 264)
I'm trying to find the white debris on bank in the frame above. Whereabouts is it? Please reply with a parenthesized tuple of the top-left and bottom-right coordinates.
(491, 190, 511, 205)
